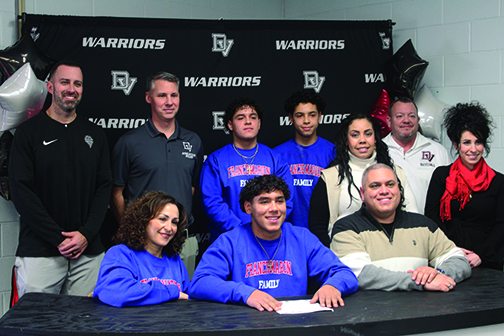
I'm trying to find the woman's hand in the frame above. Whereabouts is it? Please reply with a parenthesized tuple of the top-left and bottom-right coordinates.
(460, 248, 482, 268)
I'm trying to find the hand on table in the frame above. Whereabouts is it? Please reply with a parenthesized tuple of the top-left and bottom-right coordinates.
(310, 284, 344, 308)
(246, 290, 282, 312)
(408, 266, 439, 286)
(423, 274, 456, 292)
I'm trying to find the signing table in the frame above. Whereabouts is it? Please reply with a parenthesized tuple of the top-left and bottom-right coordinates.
(1, 268, 504, 336)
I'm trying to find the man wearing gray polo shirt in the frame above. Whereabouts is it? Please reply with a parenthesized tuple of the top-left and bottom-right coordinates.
(110, 71, 203, 278)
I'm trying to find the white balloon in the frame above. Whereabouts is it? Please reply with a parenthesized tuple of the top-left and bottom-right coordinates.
(415, 84, 450, 142)
(0, 63, 47, 131)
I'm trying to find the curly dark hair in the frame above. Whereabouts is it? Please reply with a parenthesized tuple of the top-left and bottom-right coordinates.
(112, 191, 188, 255)
(239, 175, 291, 213)
(284, 89, 327, 115)
(224, 97, 264, 131)
(327, 112, 394, 205)
(444, 101, 494, 155)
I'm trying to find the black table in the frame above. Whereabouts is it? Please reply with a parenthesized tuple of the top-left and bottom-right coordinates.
(1, 267, 504, 336)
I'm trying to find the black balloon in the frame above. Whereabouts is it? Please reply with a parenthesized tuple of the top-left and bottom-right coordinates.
(0, 34, 56, 84)
(0, 130, 13, 200)
(385, 39, 428, 99)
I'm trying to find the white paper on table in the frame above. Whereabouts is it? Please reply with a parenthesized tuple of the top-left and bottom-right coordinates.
(276, 299, 334, 314)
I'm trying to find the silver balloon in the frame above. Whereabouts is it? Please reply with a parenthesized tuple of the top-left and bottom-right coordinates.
(415, 84, 450, 142)
(0, 62, 47, 131)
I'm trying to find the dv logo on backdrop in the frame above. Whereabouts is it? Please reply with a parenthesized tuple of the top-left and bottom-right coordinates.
(212, 111, 230, 134)
(30, 27, 40, 41)
(379, 32, 390, 50)
(111, 71, 137, 95)
(212, 33, 234, 57)
(303, 70, 325, 93)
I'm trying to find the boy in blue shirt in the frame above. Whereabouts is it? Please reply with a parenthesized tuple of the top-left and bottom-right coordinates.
(200, 98, 293, 242)
(274, 90, 335, 228)
(189, 175, 357, 312)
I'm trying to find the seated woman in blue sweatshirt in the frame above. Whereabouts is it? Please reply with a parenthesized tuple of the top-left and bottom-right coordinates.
(94, 191, 190, 307)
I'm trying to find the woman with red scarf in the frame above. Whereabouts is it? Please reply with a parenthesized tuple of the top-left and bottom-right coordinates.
(425, 102, 504, 270)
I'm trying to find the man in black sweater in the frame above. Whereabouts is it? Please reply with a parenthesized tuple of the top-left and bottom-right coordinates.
(9, 60, 112, 297)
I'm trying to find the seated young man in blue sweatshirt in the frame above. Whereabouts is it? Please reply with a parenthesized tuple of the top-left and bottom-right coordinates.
(189, 175, 358, 312)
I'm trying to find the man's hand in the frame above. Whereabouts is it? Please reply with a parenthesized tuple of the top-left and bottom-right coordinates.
(178, 292, 189, 300)
(423, 274, 456, 292)
(246, 290, 282, 312)
(460, 248, 482, 268)
(58, 231, 88, 259)
(408, 266, 439, 285)
(310, 284, 344, 308)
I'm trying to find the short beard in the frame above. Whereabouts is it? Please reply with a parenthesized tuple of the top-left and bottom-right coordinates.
(54, 94, 81, 113)
(396, 131, 415, 140)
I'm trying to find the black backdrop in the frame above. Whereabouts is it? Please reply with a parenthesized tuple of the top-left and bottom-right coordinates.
(21, 14, 392, 249)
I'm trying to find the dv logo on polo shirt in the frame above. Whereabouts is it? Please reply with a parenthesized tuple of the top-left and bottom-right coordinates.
(420, 151, 436, 169)
(422, 151, 435, 162)
(182, 141, 196, 159)
(420, 151, 436, 167)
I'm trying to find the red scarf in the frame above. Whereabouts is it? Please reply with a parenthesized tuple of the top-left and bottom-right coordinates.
(440, 156, 495, 221)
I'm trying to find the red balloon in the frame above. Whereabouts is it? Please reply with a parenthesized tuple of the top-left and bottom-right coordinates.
(369, 89, 391, 138)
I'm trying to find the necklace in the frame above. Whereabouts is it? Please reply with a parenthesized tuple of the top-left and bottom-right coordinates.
(254, 232, 282, 272)
(233, 143, 258, 174)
